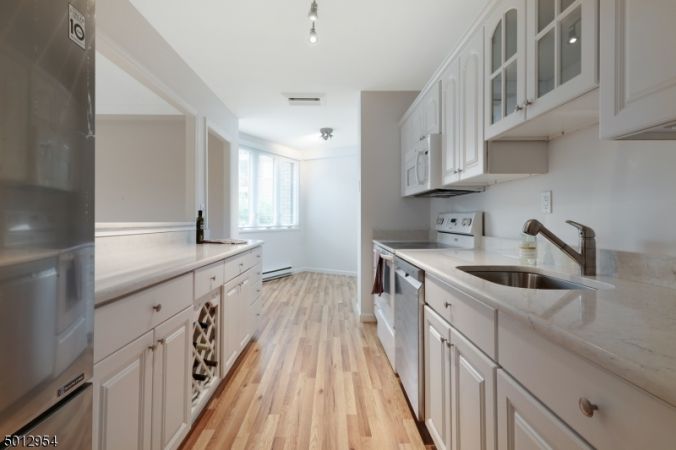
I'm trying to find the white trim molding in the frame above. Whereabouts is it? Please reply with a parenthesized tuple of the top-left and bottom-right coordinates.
(95, 222, 194, 237)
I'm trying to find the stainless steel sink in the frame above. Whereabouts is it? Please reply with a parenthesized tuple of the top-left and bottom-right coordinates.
(457, 266, 595, 291)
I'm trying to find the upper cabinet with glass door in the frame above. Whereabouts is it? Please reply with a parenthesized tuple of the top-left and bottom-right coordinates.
(485, 0, 527, 139)
(525, 0, 598, 118)
(484, 0, 599, 140)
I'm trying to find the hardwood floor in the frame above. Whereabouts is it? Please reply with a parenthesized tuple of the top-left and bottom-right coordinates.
(181, 272, 431, 450)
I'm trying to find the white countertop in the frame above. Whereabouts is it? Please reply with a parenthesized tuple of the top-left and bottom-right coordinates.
(95, 240, 263, 306)
(395, 248, 676, 408)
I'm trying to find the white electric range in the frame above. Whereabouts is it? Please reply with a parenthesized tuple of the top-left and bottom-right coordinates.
(371, 212, 483, 420)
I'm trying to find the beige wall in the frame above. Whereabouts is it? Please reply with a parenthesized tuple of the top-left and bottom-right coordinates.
(359, 91, 428, 319)
(96, 116, 188, 222)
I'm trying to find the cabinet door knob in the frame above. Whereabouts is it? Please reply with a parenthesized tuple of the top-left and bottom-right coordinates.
(148, 344, 157, 351)
(457, 168, 463, 173)
(515, 104, 524, 112)
(579, 398, 599, 417)
(444, 302, 452, 309)
(152, 304, 162, 312)
(453, 170, 458, 174)
(446, 341, 452, 348)
(440, 337, 447, 344)
(157, 338, 165, 345)
(526, 99, 534, 106)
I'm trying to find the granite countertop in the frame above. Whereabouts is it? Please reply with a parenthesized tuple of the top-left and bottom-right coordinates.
(395, 248, 676, 408)
(95, 240, 263, 306)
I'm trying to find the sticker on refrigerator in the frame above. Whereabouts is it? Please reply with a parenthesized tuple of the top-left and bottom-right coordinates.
(68, 4, 86, 49)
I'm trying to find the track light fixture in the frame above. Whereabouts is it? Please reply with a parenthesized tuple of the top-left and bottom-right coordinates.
(308, 1, 318, 21)
(308, 1, 319, 45)
(309, 22, 318, 45)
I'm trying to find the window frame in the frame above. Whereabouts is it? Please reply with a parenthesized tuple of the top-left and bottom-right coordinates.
(238, 146, 300, 232)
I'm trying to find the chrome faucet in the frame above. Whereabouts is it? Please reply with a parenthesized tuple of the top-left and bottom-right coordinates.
(522, 219, 597, 276)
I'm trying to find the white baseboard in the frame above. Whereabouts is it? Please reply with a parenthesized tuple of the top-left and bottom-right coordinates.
(298, 267, 358, 277)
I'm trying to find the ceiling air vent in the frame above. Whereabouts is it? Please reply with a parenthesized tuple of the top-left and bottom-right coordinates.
(284, 93, 325, 106)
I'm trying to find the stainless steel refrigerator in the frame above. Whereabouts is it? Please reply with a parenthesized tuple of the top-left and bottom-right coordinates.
(0, 1, 94, 448)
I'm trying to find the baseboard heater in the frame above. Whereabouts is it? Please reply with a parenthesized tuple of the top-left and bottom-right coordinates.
(262, 266, 293, 281)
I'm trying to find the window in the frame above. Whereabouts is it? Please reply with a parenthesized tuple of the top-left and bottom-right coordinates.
(238, 147, 299, 230)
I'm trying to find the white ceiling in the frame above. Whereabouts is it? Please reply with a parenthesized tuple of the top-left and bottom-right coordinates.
(96, 51, 181, 116)
(129, 0, 490, 150)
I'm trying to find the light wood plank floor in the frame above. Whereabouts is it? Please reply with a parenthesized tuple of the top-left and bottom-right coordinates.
(181, 272, 431, 450)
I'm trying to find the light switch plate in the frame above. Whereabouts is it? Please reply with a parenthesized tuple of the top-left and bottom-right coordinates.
(541, 191, 552, 214)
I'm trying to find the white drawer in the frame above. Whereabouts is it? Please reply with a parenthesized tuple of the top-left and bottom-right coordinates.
(94, 273, 193, 363)
(224, 253, 247, 283)
(246, 247, 262, 270)
(194, 261, 225, 300)
(499, 313, 676, 450)
(425, 275, 497, 359)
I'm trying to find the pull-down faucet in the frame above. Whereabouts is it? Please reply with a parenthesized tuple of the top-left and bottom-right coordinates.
(522, 219, 597, 276)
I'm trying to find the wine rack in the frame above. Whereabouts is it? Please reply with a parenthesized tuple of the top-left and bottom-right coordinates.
(192, 295, 220, 408)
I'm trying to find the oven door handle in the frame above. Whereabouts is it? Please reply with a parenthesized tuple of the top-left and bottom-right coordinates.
(395, 269, 422, 291)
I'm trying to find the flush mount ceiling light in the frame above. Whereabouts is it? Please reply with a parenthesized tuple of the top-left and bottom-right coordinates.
(320, 127, 333, 140)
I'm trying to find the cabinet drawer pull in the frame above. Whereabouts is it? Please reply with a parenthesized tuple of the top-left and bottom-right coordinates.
(210, 275, 216, 281)
(152, 304, 162, 312)
(579, 398, 599, 417)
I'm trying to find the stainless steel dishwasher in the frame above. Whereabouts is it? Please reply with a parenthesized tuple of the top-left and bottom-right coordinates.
(394, 256, 425, 421)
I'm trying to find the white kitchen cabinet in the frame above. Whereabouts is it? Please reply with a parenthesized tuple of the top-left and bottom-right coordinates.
(485, 0, 599, 140)
(152, 308, 192, 450)
(92, 331, 154, 450)
(422, 81, 442, 137)
(497, 369, 592, 450)
(449, 328, 497, 450)
(441, 57, 461, 185)
(485, 0, 528, 139)
(442, 26, 548, 187)
(599, 0, 676, 139)
(459, 29, 486, 181)
(526, 0, 598, 119)
(221, 277, 242, 375)
(424, 306, 452, 450)
(92, 307, 192, 450)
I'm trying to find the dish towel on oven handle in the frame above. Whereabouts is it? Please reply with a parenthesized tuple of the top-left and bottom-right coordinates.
(371, 255, 384, 295)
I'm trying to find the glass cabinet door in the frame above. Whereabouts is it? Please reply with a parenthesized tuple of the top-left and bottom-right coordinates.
(534, 0, 581, 97)
(485, 0, 526, 139)
(490, 9, 520, 124)
(527, 0, 597, 118)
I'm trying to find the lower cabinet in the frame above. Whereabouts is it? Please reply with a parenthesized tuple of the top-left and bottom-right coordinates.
(496, 369, 591, 450)
(92, 307, 192, 450)
(424, 306, 451, 450)
(449, 328, 497, 450)
(151, 308, 192, 450)
(221, 266, 261, 378)
(92, 331, 154, 450)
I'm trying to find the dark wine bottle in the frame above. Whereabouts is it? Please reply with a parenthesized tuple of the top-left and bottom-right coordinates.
(196, 210, 205, 244)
